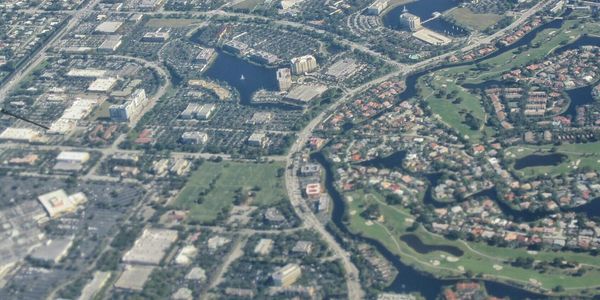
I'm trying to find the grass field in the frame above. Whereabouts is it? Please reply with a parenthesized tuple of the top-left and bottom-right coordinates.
(445, 8, 503, 31)
(505, 142, 600, 178)
(418, 74, 494, 142)
(343, 191, 600, 295)
(174, 161, 287, 223)
(231, 0, 266, 10)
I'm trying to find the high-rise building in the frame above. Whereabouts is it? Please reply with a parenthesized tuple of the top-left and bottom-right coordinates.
(399, 12, 422, 32)
(109, 89, 148, 122)
(276, 68, 292, 91)
(290, 55, 318, 75)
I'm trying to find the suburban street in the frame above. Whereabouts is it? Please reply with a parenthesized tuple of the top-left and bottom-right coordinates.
(0, 0, 557, 297)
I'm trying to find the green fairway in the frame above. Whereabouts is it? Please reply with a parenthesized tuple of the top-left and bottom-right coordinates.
(343, 191, 600, 295)
(419, 74, 493, 142)
(174, 161, 287, 223)
(505, 142, 600, 178)
(414, 17, 600, 144)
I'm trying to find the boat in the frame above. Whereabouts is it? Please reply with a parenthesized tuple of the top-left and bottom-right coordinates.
(240, 74, 245, 80)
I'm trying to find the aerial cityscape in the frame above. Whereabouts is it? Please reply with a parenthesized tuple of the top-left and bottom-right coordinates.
(0, 0, 599, 299)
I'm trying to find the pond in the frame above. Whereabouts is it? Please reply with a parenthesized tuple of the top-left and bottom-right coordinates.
(563, 85, 597, 119)
(204, 51, 279, 105)
(311, 152, 547, 299)
(400, 234, 464, 256)
(358, 150, 407, 170)
(513, 153, 567, 170)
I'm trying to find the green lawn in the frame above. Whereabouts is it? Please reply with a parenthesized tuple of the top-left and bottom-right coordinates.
(419, 75, 493, 142)
(174, 161, 287, 223)
(445, 8, 503, 31)
(505, 142, 600, 178)
(231, 0, 266, 10)
(343, 191, 600, 295)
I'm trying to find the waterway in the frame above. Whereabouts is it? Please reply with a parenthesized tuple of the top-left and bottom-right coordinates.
(554, 34, 600, 54)
(382, 0, 468, 36)
(358, 17, 566, 126)
(312, 152, 546, 299)
(358, 150, 407, 170)
(204, 51, 279, 105)
(513, 153, 567, 170)
(400, 234, 464, 256)
(564, 85, 597, 119)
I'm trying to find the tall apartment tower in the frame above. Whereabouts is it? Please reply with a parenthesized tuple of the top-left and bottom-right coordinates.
(290, 55, 318, 75)
(399, 12, 422, 32)
(276, 68, 292, 91)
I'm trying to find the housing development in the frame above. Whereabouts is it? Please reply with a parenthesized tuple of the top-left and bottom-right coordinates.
(0, 0, 599, 299)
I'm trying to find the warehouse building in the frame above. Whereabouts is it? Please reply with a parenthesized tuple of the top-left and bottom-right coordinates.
(122, 228, 178, 265)
(272, 263, 302, 287)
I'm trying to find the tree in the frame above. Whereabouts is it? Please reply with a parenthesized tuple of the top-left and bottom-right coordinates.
(385, 194, 402, 205)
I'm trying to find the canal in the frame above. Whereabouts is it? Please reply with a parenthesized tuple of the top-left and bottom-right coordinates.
(312, 152, 546, 299)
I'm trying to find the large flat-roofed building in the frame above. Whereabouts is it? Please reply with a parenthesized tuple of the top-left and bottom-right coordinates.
(98, 35, 122, 52)
(49, 98, 98, 134)
(79, 271, 111, 300)
(54, 151, 90, 171)
(223, 40, 249, 55)
(411, 28, 452, 45)
(37, 189, 88, 219)
(114, 265, 155, 291)
(180, 131, 208, 145)
(290, 55, 318, 74)
(249, 50, 279, 65)
(30, 237, 74, 263)
(272, 263, 302, 287)
(284, 84, 327, 105)
(247, 132, 269, 148)
(254, 238, 274, 255)
(138, 0, 166, 10)
(109, 88, 148, 122)
(366, 0, 388, 15)
(57, 151, 90, 164)
(88, 77, 118, 92)
(399, 12, 421, 32)
(276, 68, 292, 91)
(142, 29, 170, 42)
(194, 47, 216, 64)
(122, 228, 178, 265)
(180, 103, 216, 120)
(0, 127, 43, 143)
(94, 21, 123, 34)
(66, 68, 108, 78)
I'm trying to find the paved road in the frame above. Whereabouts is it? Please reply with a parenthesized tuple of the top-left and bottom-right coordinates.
(281, 1, 553, 297)
(0, 0, 102, 103)
(1, 0, 554, 297)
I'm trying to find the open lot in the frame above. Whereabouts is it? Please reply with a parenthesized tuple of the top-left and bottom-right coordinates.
(174, 161, 287, 223)
(445, 8, 503, 31)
